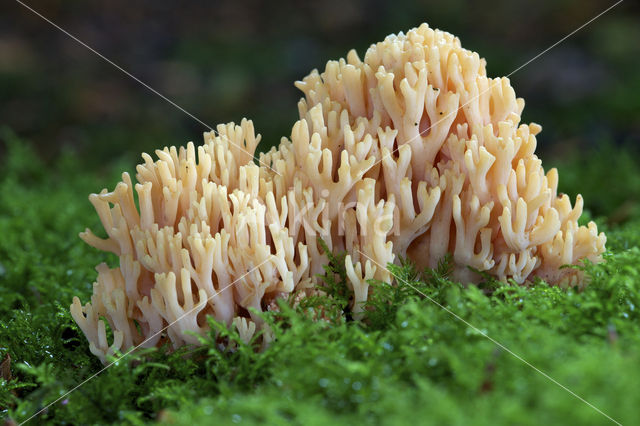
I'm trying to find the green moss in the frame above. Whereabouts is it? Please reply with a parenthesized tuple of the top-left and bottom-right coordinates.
(1, 131, 640, 425)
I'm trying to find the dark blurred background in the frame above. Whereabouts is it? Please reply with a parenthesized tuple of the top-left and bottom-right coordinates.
(0, 0, 638, 168)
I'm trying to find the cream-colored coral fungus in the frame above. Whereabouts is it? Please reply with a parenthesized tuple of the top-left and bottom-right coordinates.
(71, 23, 606, 362)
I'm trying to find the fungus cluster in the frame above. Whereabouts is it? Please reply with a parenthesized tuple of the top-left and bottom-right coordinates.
(71, 24, 606, 362)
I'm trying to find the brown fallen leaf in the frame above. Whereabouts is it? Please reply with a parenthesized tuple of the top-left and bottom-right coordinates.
(0, 353, 18, 413)
(0, 353, 11, 381)
(479, 348, 501, 394)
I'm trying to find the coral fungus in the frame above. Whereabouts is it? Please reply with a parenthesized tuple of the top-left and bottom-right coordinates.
(71, 24, 605, 362)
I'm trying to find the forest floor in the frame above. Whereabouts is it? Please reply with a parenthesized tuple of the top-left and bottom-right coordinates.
(1, 129, 640, 425)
